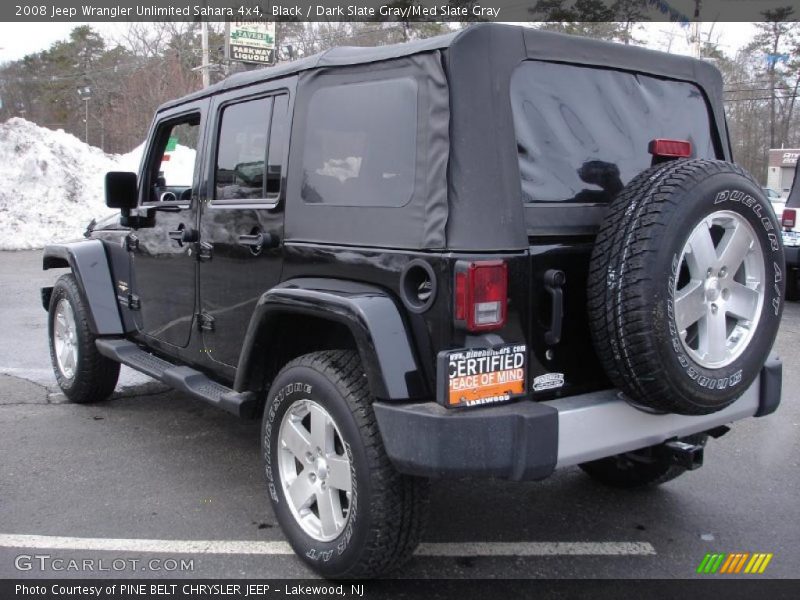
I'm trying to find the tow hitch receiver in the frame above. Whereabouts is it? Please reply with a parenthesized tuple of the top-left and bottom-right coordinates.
(661, 440, 704, 470)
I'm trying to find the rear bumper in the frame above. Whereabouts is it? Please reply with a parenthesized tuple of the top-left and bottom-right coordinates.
(373, 354, 782, 481)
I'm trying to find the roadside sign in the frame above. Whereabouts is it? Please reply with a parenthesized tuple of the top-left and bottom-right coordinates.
(227, 21, 276, 65)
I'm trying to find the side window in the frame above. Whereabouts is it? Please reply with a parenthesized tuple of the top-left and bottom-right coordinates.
(301, 78, 417, 207)
(266, 94, 290, 200)
(146, 117, 200, 204)
(215, 97, 271, 201)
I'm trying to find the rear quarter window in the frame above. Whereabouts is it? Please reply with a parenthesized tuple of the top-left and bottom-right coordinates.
(300, 78, 417, 208)
(510, 61, 717, 204)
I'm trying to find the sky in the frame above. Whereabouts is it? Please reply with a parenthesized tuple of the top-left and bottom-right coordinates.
(0, 21, 758, 64)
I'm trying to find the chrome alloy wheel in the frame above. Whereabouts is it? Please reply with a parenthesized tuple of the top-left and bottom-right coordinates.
(277, 399, 353, 542)
(673, 210, 765, 369)
(53, 298, 79, 380)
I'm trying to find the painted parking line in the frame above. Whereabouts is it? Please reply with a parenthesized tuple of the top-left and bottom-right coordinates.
(416, 542, 656, 556)
(0, 535, 655, 557)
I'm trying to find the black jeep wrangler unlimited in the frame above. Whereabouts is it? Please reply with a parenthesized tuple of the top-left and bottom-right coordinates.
(42, 24, 784, 578)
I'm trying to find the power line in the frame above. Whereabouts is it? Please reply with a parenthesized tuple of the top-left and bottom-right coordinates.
(724, 94, 799, 103)
(725, 87, 800, 93)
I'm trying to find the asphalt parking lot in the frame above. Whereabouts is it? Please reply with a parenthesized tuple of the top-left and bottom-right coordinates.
(0, 249, 798, 579)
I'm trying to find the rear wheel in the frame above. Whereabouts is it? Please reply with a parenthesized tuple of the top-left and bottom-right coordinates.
(48, 274, 120, 403)
(262, 350, 429, 579)
(579, 435, 708, 489)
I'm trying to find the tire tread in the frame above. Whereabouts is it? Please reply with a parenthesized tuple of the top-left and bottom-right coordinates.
(276, 350, 429, 578)
(49, 274, 119, 403)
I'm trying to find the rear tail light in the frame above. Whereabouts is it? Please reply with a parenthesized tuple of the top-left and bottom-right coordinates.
(783, 208, 796, 229)
(454, 261, 508, 332)
(648, 138, 692, 158)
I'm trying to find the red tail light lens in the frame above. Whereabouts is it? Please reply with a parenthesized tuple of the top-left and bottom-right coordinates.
(648, 138, 692, 158)
(783, 208, 796, 229)
(454, 261, 508, 332)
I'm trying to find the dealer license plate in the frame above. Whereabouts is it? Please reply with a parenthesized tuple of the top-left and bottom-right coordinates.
(438, 344, 527, 408)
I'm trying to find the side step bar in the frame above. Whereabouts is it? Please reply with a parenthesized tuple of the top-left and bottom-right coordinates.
(96, 339, 258, 418)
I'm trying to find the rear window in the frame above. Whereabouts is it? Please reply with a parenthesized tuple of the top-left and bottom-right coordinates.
(301, 78, 417, 208)
(511, 62, 717, 204)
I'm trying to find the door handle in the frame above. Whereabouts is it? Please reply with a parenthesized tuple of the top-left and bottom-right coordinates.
(168, 225, 198, 244)
(237, 233, 265, 247)
(543, 269, 565, 345)
(238, 231, 277, 249)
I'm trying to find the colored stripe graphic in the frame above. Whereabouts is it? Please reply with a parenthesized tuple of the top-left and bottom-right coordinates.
(696, 553, 713, 573)
(699, 552, 773, 574)
(720, 553, 736, 573)
(734, 553, 750, 573)
(699, 553, 726, 573)
(710, 553, 725, 573)
(745, 553, 774, 574)
(759, 554, 773, 573)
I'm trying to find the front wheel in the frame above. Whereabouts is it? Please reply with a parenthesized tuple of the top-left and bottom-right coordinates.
(48, 274, 120, 403)
(262, 350, 429, 579)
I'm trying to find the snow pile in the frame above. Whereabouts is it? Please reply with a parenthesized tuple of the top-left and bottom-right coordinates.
(0, 119, 119, 249)
(0, 118, 196, 250)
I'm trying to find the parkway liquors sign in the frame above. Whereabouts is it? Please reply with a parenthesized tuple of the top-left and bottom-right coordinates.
(227, 21, 276, 65)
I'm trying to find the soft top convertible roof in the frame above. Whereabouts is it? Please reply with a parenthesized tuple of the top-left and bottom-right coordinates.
(159, 23, 726, 120)
(160, 24, 729, 251)
(157, 31, 458, 111)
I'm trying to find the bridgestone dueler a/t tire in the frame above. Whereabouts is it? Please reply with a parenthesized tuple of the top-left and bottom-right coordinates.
(48, 274, 120, 403)
(588, 160, 784, 415)
(262, 350, 430, 579)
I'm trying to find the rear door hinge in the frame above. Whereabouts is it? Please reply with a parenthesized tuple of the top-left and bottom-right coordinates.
(198, 241, 213, 262)
(127, 294, 141, 311)
(197, 312, 215, 331)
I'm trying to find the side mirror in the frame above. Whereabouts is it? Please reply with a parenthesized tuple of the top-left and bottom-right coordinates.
(105, 171, 138, 209)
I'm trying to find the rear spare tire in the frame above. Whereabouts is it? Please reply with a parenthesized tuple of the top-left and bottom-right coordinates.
(588, 160, 784, 415)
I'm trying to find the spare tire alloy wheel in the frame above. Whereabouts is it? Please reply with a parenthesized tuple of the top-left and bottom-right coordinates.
(674, 211, 765, 369)
(588, 160, 785, 415)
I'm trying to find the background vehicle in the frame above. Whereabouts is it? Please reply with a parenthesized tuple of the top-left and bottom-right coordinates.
(41, 24, 783, 578)
(776, 169, 800, 300)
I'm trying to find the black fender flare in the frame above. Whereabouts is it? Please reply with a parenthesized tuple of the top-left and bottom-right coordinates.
(42, 241, 124, 336)
(234, 278, 427, 402)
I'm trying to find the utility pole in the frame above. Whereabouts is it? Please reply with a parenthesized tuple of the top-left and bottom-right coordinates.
(201, 21, 210, 88)
(77, 84, 92, 144)
(692, 0, 702, 58)
(224, 21, 231, 75)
